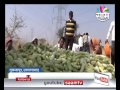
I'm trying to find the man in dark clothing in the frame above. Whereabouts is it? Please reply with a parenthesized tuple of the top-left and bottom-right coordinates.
(64, 11, 77, 50)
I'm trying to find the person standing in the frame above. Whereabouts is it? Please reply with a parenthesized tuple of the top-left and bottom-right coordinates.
(82, 33, 85, 51)
(78, 34, 83, 51)
(63, 11, 77, 50)
(83, 33, 90, 53)
(105, 20, 115, 65)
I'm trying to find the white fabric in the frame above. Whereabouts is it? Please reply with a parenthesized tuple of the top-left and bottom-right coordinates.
(83, 35, 88, 43)
(78, 36, 83, 47)
(72, 43, 80, 52)
(54, 44, 60, 48)
(106, 21, 115, 41)
(88, 36, 91, 43)
(83, 35, 91, 43)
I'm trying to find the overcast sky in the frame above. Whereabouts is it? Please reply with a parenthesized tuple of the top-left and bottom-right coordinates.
(5, 4, 115, 45)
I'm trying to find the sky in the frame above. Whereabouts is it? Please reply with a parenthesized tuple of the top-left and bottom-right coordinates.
(5, 4, 115, 45)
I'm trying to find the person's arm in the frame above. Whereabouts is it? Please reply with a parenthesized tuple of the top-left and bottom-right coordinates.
(78, 37, 80, 46)
(63, 26, 66, 37)
(106, 22, 114, 40)
(63, 21, 67, 37)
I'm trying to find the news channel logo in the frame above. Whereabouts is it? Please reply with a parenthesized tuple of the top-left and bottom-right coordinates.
(96, 6, 110, 22)
(94, 73, 109, 86)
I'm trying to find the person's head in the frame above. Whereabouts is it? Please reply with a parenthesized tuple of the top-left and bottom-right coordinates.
(105, 40, 109, 44)
(86, 33, 89, 35)
(69, 11, 73, 20)
(32, 38, 38, 45)
(58, 37, 65, 47)
(35, 38, 38, 43)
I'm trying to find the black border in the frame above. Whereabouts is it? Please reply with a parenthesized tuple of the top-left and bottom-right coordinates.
(0, 3, 5, 90)
(2, 0, 116, 4)
(115, 2, 120, 90)
(1, 0, 120, 89)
